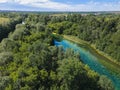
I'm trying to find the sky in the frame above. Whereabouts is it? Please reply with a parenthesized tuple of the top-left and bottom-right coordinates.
(0, 0, 120, 11)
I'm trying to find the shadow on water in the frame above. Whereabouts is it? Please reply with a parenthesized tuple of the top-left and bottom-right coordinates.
(54, 40, 120, 90)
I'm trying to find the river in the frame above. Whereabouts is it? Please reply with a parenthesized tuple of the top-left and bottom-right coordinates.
(54, 40, 120, 90)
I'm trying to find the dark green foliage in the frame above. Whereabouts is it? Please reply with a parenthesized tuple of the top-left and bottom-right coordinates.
(0, 76, 11, 90)
(0, 52, 13, 66)
(98, 75, 114, 90)
(0, 17, 22, 42)
(57, 59, 99, 90)
(51, 34, 63, 41)
(1, 38, 19, 52)
(0, 13, 115, 90)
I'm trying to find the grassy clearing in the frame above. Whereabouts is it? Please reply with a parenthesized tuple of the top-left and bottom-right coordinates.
(0, 17, 10, 25)
(63, 35, 120, 75)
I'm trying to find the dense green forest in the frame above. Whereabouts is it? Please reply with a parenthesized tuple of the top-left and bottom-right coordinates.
(0, 12, 117, 90)
(48, 14, 120, 62)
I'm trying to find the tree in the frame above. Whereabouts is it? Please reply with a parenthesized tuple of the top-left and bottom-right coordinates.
(0, 52, 13, 66)
(10, 24, 30, 41)
(0, 76, 11, 90)
(57, 59, 99, 90)
(98, 75, 114, 90)
(1, 38, 19, 52)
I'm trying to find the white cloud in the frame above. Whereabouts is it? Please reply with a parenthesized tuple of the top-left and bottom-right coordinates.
(0, 0, 9, 3)
(30, 1, 71, 10)
(0, 0, 120, 11)
(16, 0, 49, 4)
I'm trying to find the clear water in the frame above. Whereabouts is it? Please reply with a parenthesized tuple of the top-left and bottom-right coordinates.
(54, 40, 120, 90)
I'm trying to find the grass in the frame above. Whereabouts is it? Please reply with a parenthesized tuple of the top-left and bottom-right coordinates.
(63, 35, 120, 76)
(63, 35, 89, 45)
(0, 17, 10, 25)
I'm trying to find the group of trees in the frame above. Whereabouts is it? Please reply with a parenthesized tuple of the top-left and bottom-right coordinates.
(48, 14, 120, 62)
(0, 13, 115, 90)
(0, 12, 24, 41)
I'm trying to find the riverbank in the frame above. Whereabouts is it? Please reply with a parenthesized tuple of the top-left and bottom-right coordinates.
(63, 35, 120, 75)
(54, 38, 120, 90)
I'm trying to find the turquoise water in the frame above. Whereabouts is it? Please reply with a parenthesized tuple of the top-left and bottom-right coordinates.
(54, 40, 120, 90)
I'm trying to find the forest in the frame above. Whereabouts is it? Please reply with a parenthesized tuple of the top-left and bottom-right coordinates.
(48, 14, 120, 62)
(0, 12, 118, 90)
